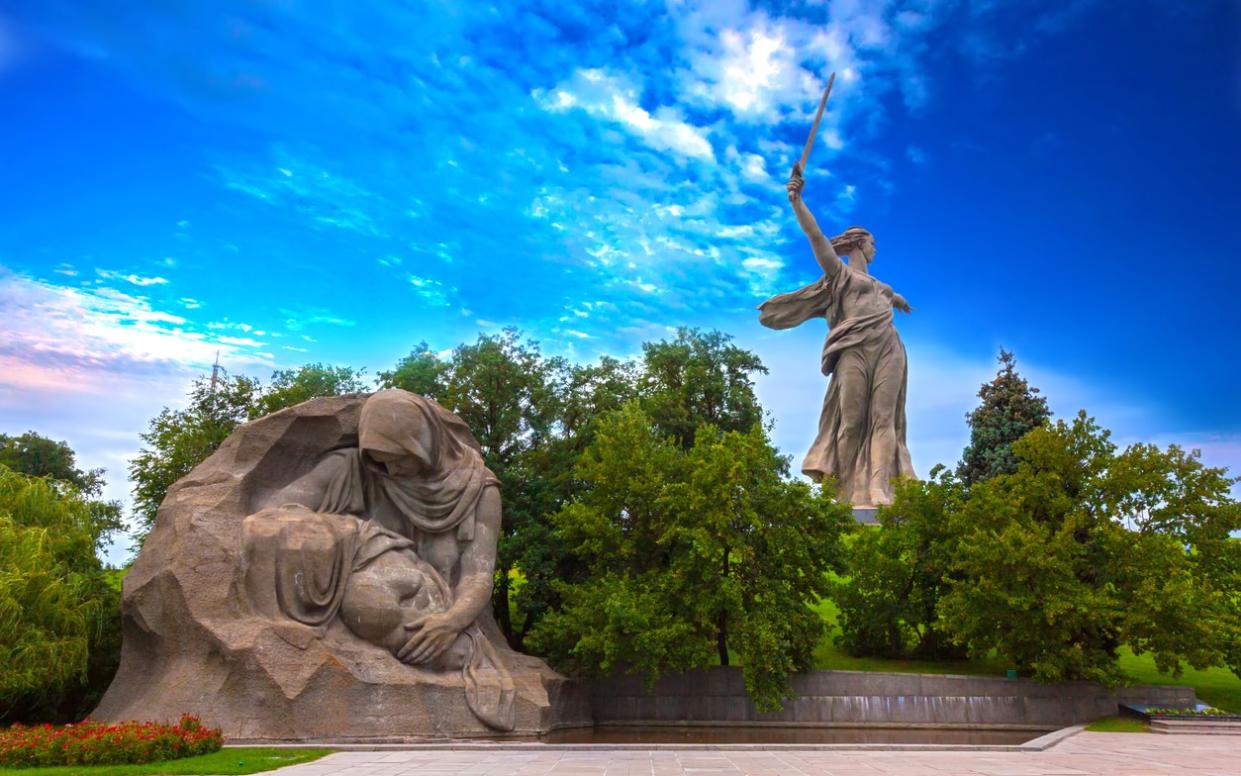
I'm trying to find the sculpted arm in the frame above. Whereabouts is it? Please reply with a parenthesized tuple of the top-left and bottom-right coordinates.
(875, 280, 913, 314)
(397, 486, 502, 664)
(788, 170, 843, 278)
(444, 486, 501, 630)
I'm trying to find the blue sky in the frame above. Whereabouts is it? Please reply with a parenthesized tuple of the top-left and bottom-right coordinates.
(0, 1, 1238, 563)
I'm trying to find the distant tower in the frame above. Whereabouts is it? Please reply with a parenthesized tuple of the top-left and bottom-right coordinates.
(209, 351, 228, 394)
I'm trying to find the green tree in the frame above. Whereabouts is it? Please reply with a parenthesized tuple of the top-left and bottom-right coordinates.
(558, 356, 640, 447)
(0, 432, 103, 494)
(529, 403, 852, 710)
(834, 469, 967, 660)
(0, 466, 121, 723)
(377, 341, 450, 399)
(249, 363, 369, 419)
(129, 374, 261, 537)
(939, 412, 1240, 683)
(0, 432, 123, 551)
(957, 350, 1051, 486)
(639, 328, 767, 450)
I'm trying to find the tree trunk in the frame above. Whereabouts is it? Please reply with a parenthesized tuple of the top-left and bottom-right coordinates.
(494, 563, 513, 644)
(717, 546, 730, 666)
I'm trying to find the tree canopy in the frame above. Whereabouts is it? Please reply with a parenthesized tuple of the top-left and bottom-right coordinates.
(940, 412, 1240, 683)
(0, 432, 105, 496)
(834, 470, 966, 661)
(0, 466, 121, 723)
(528, 403, 853, 710)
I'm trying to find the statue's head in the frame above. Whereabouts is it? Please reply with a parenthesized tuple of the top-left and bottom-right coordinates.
(359, 389, 437, 477)
(831, 226, 875, 264)
(357, 389, 486, 481)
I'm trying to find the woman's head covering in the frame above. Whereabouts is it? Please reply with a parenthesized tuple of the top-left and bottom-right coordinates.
(353, 389, 499, 541)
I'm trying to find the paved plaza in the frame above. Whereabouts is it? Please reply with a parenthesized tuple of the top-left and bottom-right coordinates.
(269, 732, 1241, 775)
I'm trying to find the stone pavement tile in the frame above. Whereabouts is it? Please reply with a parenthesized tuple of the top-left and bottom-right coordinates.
(265, 734, 1241, 776)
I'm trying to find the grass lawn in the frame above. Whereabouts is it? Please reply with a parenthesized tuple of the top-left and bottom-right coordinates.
(811, 598, 1241, 713)
(1116, 648, 1241, 713)
(1084, 716, 1148, 732)
(0, 748, 331, 776)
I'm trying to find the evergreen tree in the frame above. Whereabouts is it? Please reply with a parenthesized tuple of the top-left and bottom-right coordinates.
(957, 350, 1051, 485)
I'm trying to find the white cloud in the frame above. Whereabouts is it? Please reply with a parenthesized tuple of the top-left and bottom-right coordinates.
(535, 69, 715, 162)
(96, 269, 170, 286)
(679, 20, 821, 124)
(280, 309, 356, 331)
(0, 269, 273, 395)
(739, 152, 771, 183)
(407, 274, 453, 306)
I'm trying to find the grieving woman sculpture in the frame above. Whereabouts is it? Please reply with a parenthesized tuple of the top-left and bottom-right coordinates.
(241, 389, 514, 730)
(92, 389, 587, 739)
(759, 169, 915, 507)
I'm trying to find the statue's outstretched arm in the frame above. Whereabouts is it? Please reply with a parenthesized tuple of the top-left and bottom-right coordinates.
(876, 280, 913, 314)
(787, 171, 843, 278)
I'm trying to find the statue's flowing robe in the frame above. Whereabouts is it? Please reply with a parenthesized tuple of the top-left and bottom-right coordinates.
(242, 390, 515, 730)
(759, 268, 915, 505)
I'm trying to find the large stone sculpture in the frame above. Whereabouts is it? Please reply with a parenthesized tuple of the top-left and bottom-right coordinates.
(758, 169, 916, 507)
(94, 390, 588, 740)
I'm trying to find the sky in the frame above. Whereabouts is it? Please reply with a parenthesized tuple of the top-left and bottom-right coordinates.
(0, 0, 1238, 565)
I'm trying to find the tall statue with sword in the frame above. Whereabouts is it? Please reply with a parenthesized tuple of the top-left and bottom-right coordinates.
(758, 72, 916, 509)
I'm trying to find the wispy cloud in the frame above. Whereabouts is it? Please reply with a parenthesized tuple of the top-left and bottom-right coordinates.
(279, 309, 356, 331)
(0, 268, 272, 394)
(96, 269, 170, 287)
(536, 68, 716, 162)
(407, 274, 454, 307)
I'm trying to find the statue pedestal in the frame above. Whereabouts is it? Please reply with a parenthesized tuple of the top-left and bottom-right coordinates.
(852, 507, 879, 525)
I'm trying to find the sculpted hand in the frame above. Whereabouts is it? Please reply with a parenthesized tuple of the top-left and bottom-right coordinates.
(397, 611, 461, 665)
(892, 294, 913, 314)
(787, 169, 805, 202)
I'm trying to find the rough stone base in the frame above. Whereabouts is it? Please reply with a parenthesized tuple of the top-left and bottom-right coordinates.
(94, 606, 591, 739)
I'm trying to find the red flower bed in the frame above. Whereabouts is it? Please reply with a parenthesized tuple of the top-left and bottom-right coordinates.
(0, 714, 222, 768)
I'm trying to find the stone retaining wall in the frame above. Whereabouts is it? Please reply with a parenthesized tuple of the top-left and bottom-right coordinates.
(588, 668, 1197, 729)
